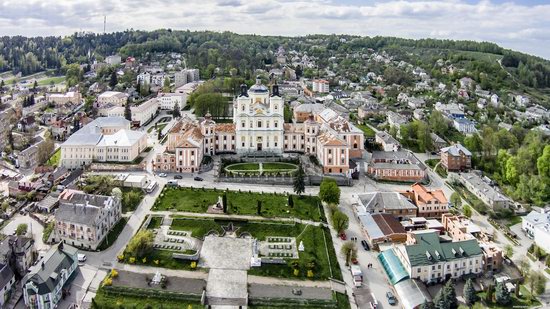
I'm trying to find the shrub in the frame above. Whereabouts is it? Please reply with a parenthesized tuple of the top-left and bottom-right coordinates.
(190, 261, 197, 269)
(110, 269, 119, 278)
(103, 278, 113, 286)
(294, 268, 300, 276)
(129, 257, 136, 264)
(307, 270, 314, 278)
(117, 254, 124, 262)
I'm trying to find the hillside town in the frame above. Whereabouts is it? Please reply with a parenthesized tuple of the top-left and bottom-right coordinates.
(0, 33, 549, 309)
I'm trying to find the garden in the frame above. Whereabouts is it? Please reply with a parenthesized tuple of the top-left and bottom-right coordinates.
(152, 186, 325, 222)
(224, 162, 299, 176)
(80, 175, 144, 213)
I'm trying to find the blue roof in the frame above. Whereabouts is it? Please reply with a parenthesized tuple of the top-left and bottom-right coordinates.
(378, 249, 410, 285)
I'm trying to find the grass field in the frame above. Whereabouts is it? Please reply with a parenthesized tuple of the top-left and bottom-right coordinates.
(93, 288, 203, 309)
(224, 162, 298, 174)
(356, 123, 376, 137)
(153, 187, 324, 222)
(37, 76, 65, 86)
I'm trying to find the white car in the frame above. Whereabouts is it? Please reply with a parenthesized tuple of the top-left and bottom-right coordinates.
(158, 173, 167, 177)
(78, 254, 87, 263)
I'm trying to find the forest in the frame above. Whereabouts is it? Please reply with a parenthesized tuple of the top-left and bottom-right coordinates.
(1, 30, 549, 91)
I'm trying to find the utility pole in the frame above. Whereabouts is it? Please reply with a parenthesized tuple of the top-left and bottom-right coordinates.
(103, 15, 106, 34)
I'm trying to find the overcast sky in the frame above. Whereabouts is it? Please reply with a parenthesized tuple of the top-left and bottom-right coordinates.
(1, 0, 549, 60)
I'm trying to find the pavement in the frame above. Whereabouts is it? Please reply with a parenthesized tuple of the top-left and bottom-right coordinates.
(2, 213, 48, 252)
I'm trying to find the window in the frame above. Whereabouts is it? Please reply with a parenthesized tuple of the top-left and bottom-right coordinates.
(191, 151, 194, 156)
(241, 122, 245, 128)
(257, 121, 262, 128)
(274, 122, 278, 128)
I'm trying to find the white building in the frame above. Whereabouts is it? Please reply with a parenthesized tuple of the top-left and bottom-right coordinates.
(53, 190, 122, 250)
(158, 93, 187, 110)
(175, 69, 200, 87)
(105, 55, 121, 66)
(522, 208, 550, 238)
(452, 118, 477, 134)
(375, 131, 400, 152)
(59, 117, 147, 169)
(22, 244, 78, 309)
(234, 78, 285, 154)
(137, 72, 151, 85)
(312, 79, 330, 93)
(449, 172, 512, 210)
(97, 91, 128, 107)
(131, 98, 159, 126)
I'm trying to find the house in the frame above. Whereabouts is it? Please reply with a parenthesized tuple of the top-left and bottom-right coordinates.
(413, 109, 425, 120)
(17, 115, 37, 132)
(407, 97, 425, 109)
(401, 217, 445, 234)
(354, 192, 417, 221)
(449, 172, 512, 210)
(402, 183, 448, 218)
(522, 208, 550, 238)
(293, 103, 325, 123)
(131, 98, 159, 127)
(59, 117, 147, 169)
(22, 243, 78, 309)
(442, 214, 502, 272)
(158, 93, 186, 110)
(46, 91, 81, 106)
(452, 117, 477, 134)
(430, 133, 447, 150)
(312, 79, 329, 93)
(368, 151, 427, 183)
(490, 94, 500, 107)
(459, 77, 474, 89)
(375, 131, 400, 152)
(0, 235, 35, 277)
(390, 230, 484, 284)
(97, 91, 128, 107)
(0, 263, 15, 308)
(356, 212, 407, 248)
(53, 190, 122, 250)
(105, 55, 121, 66)
(440, 143, 471, 171)
(434, 102, 464, 119)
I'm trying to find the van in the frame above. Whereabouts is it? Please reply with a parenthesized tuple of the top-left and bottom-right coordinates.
(166, 180, 179, 187)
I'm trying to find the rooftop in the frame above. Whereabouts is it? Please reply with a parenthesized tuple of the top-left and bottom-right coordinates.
(357, 192, 417, 213)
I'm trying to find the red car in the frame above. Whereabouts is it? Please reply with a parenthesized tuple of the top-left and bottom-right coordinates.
(351, 258, 359, 264)
(339, 233, 347, 240)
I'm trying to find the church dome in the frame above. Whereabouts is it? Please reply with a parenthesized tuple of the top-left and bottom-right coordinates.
(249, 76, 269, 93)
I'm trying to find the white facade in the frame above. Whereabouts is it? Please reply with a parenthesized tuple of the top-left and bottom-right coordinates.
(131, 98, 159, 126)
(60, 117, 147, 169)
(312, 79, 329, 93)
(158, 93, 187, 110)
(137, 72, 151, 85)
(97, 91, 128, 107)
(105, 55, 121, 66)
(234, 78, 284, 154)
(175, 69, 200, 87)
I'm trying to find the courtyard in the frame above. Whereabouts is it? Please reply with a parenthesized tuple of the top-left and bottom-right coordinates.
(224, 162, 299, 176)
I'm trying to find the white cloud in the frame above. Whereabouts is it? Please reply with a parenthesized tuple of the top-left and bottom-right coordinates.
(0, 0, 548, 59)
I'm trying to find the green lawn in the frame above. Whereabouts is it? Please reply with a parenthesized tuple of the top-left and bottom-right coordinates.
(474, 286, 541, 309)
(93, 288, 203, 309)
(451, 183, 488, 215)
(98, 217, 128, 251)
(226, 163, 262, 171)
(37, 76, 65, 86)
(356, 123, 376, 137)
(121, 246, 198, 271)
(170, 217, 224, 238)
(225, 162, 298, 173)
(45, 148, 61, 167)
(146, 216, 164, 229)
(153, 187, 324, 222)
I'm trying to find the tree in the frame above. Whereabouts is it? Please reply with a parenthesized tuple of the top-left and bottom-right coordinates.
(537, 145, 550, 180)
(340, 241, 356, 266)
(124, 103, 132, 121)
(256, 200, 262, 215)
(332, 210, 349, 234)
(293, 166, 306, 196)
(15, 223, 28, 236)
(126, 230, 154, 258)
(485, 284, 495, 303)
(527, 270, 547, 299)
(111, 187, 123, 200)
(505, 156, 520, 185)
(163, 77, 171, 92)
(504, 244, 514, 259)
(450, 192, 462, 209)
(222, 193, 227, 213)
(109, 70, 118, 88)
(288, 195, 294, 208)
(421, 301, 435, 309)
(434, 280, 458, 309)
(319, 178, 340, 204)
(37, 131, 55, 165)
(495, 281, 510, 305)
(428, 111, 448, 136)
(463, 278, 477, 307)
(463, 204, 472, 218)
(173, 103, 181, 118)
(7, 129, 14, 150)
(519, 259, 531, 276)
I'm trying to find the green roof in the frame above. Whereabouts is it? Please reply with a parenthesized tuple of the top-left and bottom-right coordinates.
(405, 231, 482, 267)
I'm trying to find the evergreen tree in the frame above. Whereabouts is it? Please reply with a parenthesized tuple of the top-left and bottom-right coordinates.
(157, 129, 162, 141)
(0, 80, 4, 91)
(32, 80, 37, 91)
(109, 70, 118, 88)
(495, 281, 510, 305)
(222, 193, 227, 213)
(444, 280, 458, 309)
(293, 165, 306, 195)
(288, 195, 294, 208)
(173, 103, 181, 118)
(124, 102, 132, 121)
(7, 128, 13, 150)
(421, 301, 434, 309)
(485, 284, 494, 303)
(257, 200, 262, 215)
(463, 278, 477, 307)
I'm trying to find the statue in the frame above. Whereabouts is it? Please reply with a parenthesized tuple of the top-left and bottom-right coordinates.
(215, 196, 223, 210)
(298, 241, 304, 252)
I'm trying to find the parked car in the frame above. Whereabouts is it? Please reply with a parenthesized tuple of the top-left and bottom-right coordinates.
(78, 254, 87, 263)
(339, 233, 347, 240)
(386, 291, 397, 305)
(174, 175, 183, 179)
(361, 240, 370, 251)
(194, 176, 203, 181)
(158, 173, 167, 177)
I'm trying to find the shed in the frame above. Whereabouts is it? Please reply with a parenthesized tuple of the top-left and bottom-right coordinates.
(123, 175, 147, 188)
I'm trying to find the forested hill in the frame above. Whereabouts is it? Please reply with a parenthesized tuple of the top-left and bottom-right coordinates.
(1, 30, 549, 90)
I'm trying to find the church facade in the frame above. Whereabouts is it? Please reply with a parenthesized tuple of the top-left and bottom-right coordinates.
(154, 79, 364, 175)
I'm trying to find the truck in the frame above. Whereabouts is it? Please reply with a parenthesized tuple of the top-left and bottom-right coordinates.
(350, 265, 363, 287)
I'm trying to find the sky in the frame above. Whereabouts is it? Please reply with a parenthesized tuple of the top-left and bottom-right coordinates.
(0, 0, 549, 60)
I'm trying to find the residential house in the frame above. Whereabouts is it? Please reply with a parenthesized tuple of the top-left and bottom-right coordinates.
(442, 214, 502, 272)
(440, 143, 471, 171)
(356, 212, 407, 248)
(407, 97, 425, 109)
(449, 172, 512, 210)
(158, 93, 186, 110)
(293, 103, 325, 123)
(0, 263, 15, 308)
(375, 131, 400, 152)
(367, 151, 427, 183)
(354, 191, 417, 221)
(131, 98, 159, 126)
(0, 235, 35, 277)
(402, 183, 448, 218)
(105, 55, 121, 66)
(97, 91, 128, 108)
(390, 230, 484, 284)
(53, 190, 122, 250)
(430, 133, 447, 150)
(413, 109, 425, 120)
(22, 243, 78, 309)
(46, 91, 81, 106)
(452, 117, 477, 134)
